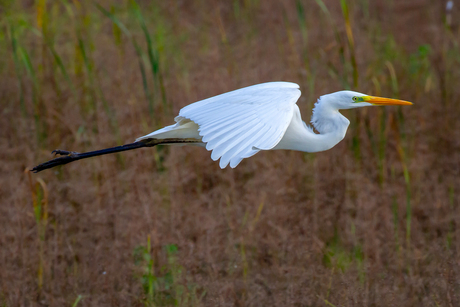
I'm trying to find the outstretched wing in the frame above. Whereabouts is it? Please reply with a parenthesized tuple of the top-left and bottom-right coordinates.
(179, 82, 301, 168)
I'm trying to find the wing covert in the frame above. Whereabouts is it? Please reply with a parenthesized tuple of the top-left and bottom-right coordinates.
(178, 82, 301, 168)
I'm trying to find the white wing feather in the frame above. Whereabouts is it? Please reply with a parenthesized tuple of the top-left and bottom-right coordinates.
(137, 82, 301, 168)
(179, 82, 301, 168)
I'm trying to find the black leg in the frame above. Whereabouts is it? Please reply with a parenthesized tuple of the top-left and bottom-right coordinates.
(31, 141, 151, 173)
(30, 138, 200, 173)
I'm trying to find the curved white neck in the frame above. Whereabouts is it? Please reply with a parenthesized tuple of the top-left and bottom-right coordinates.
(311, 98, 350, 134)
(274, 101, 350, 153)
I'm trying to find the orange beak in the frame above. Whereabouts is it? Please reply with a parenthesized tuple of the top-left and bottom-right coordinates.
(363, 96, 413, 106)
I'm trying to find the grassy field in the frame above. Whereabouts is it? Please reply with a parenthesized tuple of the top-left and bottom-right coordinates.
(1, 0, 460, 306)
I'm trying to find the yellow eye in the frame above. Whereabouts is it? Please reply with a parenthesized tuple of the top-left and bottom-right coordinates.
(352, 96, 358, 102)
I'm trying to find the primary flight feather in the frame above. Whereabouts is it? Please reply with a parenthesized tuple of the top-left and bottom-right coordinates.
(32, 82, 412, 173)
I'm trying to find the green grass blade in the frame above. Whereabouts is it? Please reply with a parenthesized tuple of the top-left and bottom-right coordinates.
(71, 295, 83, 307)
(47, 43, 75, 93)
(95, 2, 155, 118)
(130, 0, 168, 113)
(94, 2, 132, 37)
(9, 23, 26, 116)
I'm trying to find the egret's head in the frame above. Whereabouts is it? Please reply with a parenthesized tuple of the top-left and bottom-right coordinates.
(322, 90, 413, 110)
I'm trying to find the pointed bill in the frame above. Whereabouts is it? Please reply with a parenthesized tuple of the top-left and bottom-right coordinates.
(363, 96, 413, 106)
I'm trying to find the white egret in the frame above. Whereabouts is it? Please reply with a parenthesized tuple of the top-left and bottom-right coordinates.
(31, 82, 412, 173)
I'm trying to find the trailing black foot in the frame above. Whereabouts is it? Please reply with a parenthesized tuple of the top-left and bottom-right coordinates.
(31, 154, 79, 173)
(51, 149, 80, 156)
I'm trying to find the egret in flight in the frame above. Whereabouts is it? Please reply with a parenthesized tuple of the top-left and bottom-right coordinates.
(32, 82, 412, 173)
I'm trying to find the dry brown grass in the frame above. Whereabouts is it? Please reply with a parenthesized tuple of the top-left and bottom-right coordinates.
(1, 0, 460, 306)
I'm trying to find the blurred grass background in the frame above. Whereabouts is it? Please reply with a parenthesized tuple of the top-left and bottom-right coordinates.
(1, 0, 460, 306)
